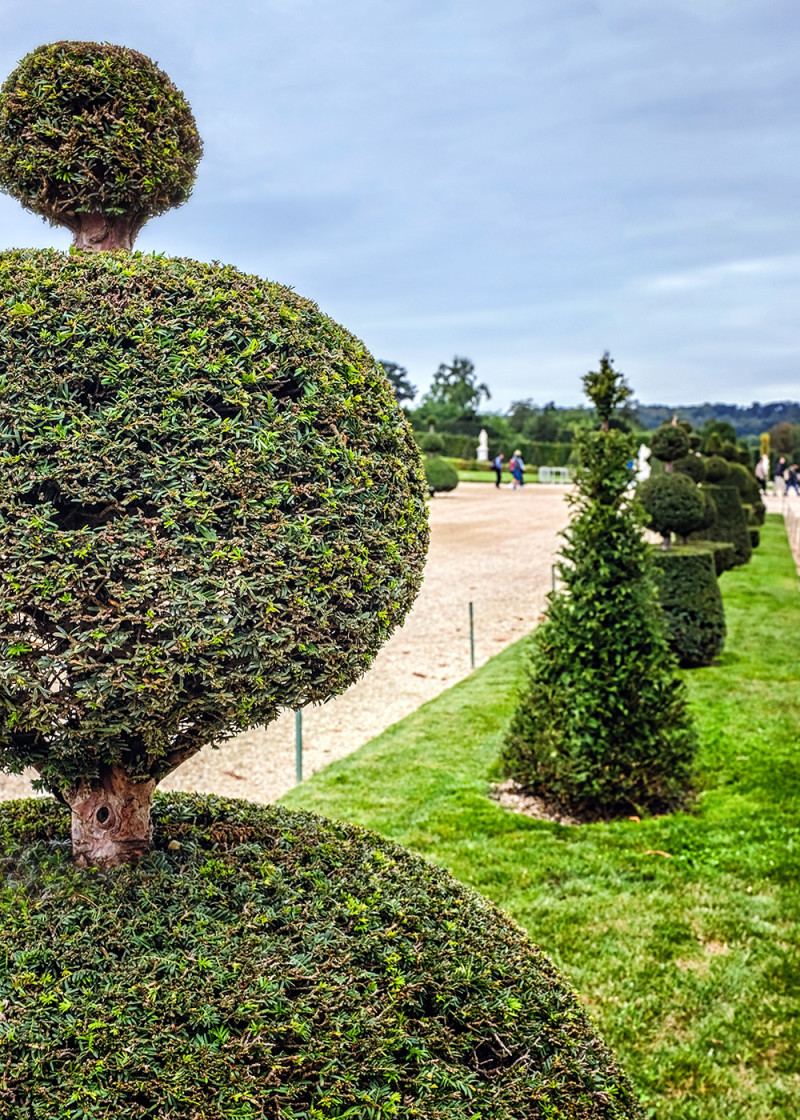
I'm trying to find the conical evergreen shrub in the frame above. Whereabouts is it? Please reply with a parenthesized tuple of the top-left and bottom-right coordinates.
(502, 357, 696, 818)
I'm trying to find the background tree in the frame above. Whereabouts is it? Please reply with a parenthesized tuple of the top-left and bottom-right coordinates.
(417, 355, 490, 429)
(502, 356, 696, 818)
(379, 359, 417, 404)
(0, 41, 429, 868)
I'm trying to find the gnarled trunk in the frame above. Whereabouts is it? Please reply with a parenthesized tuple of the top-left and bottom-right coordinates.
(70, 211, 143, 252)
(63, 766, 156, 868)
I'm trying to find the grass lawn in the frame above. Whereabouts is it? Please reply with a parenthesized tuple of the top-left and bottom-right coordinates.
(281, 514, 800, 1120)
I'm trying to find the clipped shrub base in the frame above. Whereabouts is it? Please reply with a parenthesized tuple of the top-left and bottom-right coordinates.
(650, 545, 726, 668)
(0, 793, 643, 1120)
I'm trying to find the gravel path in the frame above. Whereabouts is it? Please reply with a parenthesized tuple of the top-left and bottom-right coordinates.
(0, 482, 571, 805)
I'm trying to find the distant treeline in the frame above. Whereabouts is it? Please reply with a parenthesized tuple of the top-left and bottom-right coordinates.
(632, 401, 800, 438)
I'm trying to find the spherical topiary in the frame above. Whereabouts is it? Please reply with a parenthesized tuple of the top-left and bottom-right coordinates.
(637, 472, 705, 547)
(0, 248, 428, 861)
(650, 546, 726, 668)
(688, 433, 702, 451)
(0, 793, 645, 1120)
(726, 461, 763, 507)
(674, 453, 706, 484)
(649, 423, 690, 466)
(704, 455, 730, 483)
(0, 41, 202, 249)
(424, 455, 459, 494)
(719, 440, 739, 462)
(419, 431, 445, 455)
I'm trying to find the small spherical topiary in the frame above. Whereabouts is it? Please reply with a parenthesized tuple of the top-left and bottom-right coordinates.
(704, 455, 730, 483)
(0, 793, 645, 1120)
(649, 423, 690, 466)
(419, 431, 445, 455)
(638, 472, 705, 546)
(719, 440, 739, 462)
(424, 455, 459, 494)
(674, 453, 706, 484)
(0, 41, 202, 248)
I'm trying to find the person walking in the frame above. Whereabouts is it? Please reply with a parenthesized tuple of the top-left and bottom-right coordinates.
(774, 456, 787, 494)
(510, 449, 525, 490)
(755, 454, 769, 493)
(785, 463, 800, 497)
(492, 451, 504, 488)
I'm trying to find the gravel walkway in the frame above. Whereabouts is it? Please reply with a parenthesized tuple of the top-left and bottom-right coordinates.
(0, 482, 571, 805)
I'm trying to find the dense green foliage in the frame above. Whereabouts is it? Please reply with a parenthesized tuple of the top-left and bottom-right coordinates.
(649, 424, 690, 465)
(424, 455, 459, 494)
(638, 473, 706, 546)
(581, 353, 631, 429)
(692, 485, 752, 567)
(704, 456, 730, 483)
(419, 431, 445, 455)
(0, 42, 202, 233)
(674, 454, 706, 483)
(284, 515, 800, 1120)
(0, 793, 643, 1120)
(502, 411, 696, 818)
(0, 249, 428, 793)
(650, 547, 726, 668)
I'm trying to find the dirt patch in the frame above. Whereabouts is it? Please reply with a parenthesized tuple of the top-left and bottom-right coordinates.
(0, 482, 571, 805)
(490, 779, 581, 826)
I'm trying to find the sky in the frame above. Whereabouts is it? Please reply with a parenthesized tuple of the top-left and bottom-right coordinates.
(0, 0, 798, 410)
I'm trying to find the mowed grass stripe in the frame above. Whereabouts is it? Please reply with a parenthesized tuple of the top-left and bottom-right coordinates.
(281, 514, 800, 1120)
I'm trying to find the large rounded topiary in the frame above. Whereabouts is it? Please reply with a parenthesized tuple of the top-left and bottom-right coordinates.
(0, 41, 202, 250)
(637, 472, 705, 548)
(0, 794, 644, 1119)
(0, 43, 428, 867)
(673, 453, 706, 484)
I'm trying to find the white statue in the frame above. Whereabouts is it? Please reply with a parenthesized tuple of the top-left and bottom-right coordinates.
(635, 443, 651, 483)
(477, 428, 489, 462)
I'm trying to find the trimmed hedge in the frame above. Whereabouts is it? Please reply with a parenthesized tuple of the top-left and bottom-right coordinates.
(424, 455, 459, 494)
(673, 454, 706, 484)
(650, 546, 726, 668)
(0, 793, 644, 1120)
(704, 455, 730, 483)
(704, 540, 736, 576)
(650, 424, 689, 466)
(691, 484, 752, 567)
(0, 249, 429, 793)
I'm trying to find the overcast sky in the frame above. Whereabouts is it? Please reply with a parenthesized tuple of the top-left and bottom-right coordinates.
(0, 0, 797, 409)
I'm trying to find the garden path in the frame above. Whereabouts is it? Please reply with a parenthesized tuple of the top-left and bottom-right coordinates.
(0, 483, 571, 804)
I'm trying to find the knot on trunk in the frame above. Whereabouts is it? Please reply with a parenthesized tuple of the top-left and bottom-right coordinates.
(63, 766, 156, 868)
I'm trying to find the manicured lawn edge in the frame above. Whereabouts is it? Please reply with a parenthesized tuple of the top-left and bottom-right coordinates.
(282, 514, 800, 1120)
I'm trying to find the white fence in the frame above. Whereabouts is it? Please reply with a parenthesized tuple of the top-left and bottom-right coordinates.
(537, 466, 572, 484)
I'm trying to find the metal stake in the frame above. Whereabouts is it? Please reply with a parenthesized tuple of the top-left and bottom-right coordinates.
(469, 601, 475, 669)
(295, 709, 303, 784)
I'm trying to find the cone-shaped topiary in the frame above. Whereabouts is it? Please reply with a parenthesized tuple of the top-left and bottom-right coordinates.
(424, 454, 459, 494)
(638, 472, 706, 547)
(650, 546, 726, 668)
(0, 793, 646, 1119)
(0, 41, 203, 250)
(649, 423, 690, 471)
(0, 45, 429, 868)
(501, 358, 696, 819)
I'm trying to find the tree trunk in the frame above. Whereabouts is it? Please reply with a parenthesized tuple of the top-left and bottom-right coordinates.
(71, 211, 143, 252)
(63, 766, 156, 868)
